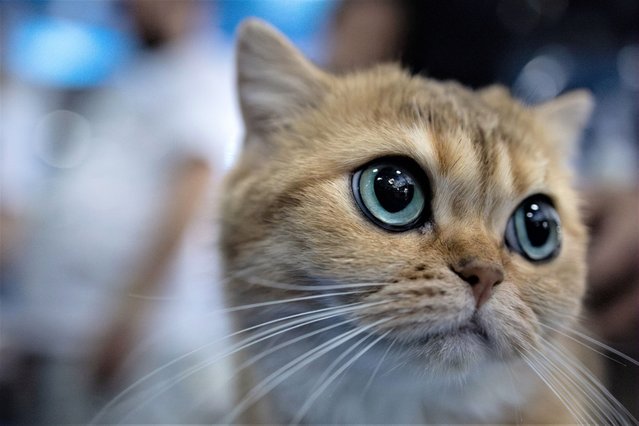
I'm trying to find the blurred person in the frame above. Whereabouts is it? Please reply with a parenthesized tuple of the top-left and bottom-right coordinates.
(329, 0, 638, 417)
(0, 46, 73, 424)
(585, 188, 638, 345)
(4, 0, 240, 423)
(582, 184, 639, 415)
(329, 0, 407, 72)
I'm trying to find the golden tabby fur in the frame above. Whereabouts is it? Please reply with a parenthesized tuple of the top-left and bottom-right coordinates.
(219, 19, 627, 424)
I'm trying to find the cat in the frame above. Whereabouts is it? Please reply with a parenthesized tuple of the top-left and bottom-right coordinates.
(219, 19, 633, 424)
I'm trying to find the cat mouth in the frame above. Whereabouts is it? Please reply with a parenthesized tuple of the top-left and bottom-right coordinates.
(412, 318, 490, 346)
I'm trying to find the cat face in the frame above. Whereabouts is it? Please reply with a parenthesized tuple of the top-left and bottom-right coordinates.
(221, 20, 593, 375)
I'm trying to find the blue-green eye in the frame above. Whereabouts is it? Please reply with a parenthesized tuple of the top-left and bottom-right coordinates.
(352, 157, 430, 231)
(505, 195, 561, 262)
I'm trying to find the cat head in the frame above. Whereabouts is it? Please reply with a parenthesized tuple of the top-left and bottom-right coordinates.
(221, 19, 593, 375)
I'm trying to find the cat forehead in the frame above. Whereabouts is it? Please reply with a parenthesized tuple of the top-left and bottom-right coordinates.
(311, 70, 551, 193)
(330, 67, 510, 129)
(314, 69, 538, 160)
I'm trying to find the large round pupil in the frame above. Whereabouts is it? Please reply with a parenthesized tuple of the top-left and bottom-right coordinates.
(524, 203, 551, 247)
(373, 167, 415, 213)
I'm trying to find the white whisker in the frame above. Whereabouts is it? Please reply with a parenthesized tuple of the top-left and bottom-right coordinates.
(362, 335, 397, 396)
(240, 274, 386, 292)
(519, 350, 586, 425)
(116, 302, 388, 423)
(214, 290, 367, 314)
(540, 337, 638, 425)
(222, 318, 391, 424)
(303, 330, 372, 401)
(118, 312, 353, 423)
(233, 317, 361, 380)
(90, 301, 374, 423)
(504, 361, 523, 425)
(545, 320, 639, 367)
(290, 330, 391, 425)
(528, 344, 600, 424)
(539, 340, 621, 425)
(126, 293, 178, 301)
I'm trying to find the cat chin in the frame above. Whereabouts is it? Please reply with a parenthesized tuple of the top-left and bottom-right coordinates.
(393, 327, 500, 377)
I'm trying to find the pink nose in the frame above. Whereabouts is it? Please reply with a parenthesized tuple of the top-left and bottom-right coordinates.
(453, 261, 504, 308)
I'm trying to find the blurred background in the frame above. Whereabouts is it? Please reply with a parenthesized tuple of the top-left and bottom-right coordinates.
(0, 0, 637, 423)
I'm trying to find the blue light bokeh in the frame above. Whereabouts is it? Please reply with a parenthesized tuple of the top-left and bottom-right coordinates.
(218, 0, 336, 40)
(6, 16, 133, 88)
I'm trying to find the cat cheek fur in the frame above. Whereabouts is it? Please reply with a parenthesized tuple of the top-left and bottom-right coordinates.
(276, 177, 582, 366)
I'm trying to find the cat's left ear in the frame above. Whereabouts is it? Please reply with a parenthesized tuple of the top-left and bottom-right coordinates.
(535, 90, 595, 148)
(236, 19, 328, 132)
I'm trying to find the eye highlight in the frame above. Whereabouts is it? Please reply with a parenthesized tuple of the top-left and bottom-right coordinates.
(352, 157, 431, 231)
(505, 195, 561, 262)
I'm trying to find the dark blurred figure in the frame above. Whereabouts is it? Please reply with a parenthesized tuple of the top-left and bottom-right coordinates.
(330, 0, 407, 72)
(128, 0, 199, 48)
(331, 0, 638, 86)
(331, 0, 510, 87)
(330, 0, 639, 418)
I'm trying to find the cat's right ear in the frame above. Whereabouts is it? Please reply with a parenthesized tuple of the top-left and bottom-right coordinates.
(236, 19, 327, 132)
(535, 90, 595, 150)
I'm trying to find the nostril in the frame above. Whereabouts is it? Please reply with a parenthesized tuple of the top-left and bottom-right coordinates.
(453, 264, 503, 288)
(465, 275, 480, 286)
(451, 260, 505, 308)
